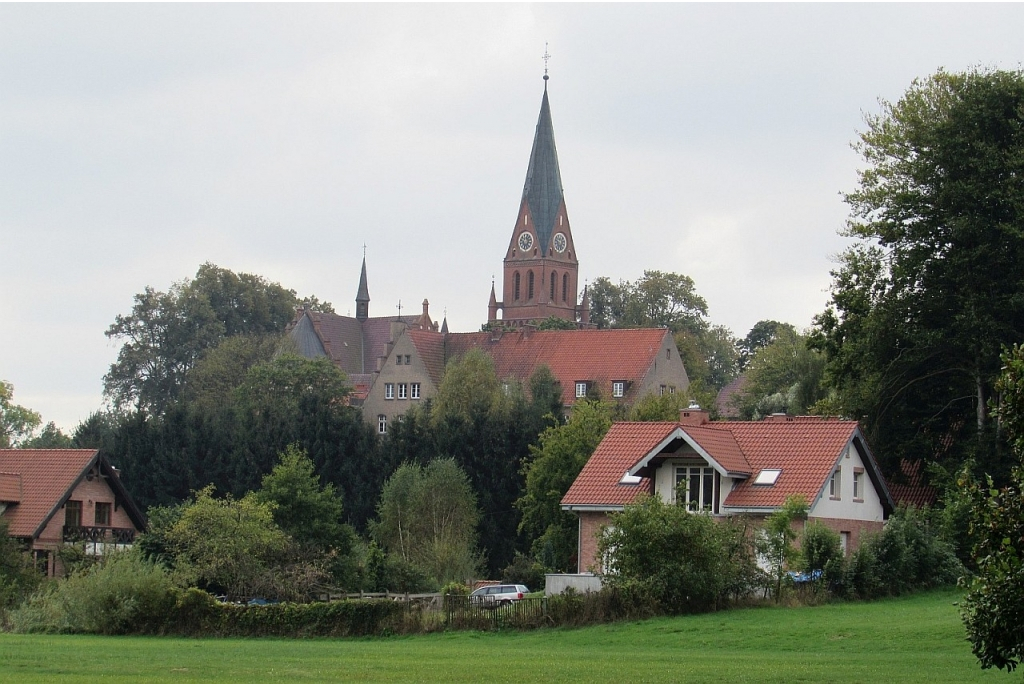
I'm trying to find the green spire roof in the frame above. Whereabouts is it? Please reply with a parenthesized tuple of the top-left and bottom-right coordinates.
(522, 86, 564, 253)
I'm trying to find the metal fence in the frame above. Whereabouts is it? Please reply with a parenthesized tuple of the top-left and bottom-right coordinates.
(443, 595, 548, 630)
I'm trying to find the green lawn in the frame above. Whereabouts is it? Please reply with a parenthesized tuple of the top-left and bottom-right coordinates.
(0, 590, 1016, 683)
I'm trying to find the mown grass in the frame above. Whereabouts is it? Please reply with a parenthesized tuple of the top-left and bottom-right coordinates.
(0, 589, 1016, 683)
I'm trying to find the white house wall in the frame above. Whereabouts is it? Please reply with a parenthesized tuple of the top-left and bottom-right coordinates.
(808, 442, 884, 523)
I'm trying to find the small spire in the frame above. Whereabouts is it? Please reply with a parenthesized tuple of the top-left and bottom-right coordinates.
(355, 252, 370, 321)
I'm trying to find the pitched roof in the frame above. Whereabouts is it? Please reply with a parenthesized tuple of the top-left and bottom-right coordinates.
(562, 422, 676, 508)
(522, 86, 564, 252)
(441, 328, 675, 406)
(0, 449, 146, 539)
(715, 374, 749, 419)
(561, 416, 895, 514)
(287, 310, 401, 376)
(887, 458, 937, 508)
(721, 419, 864, 509)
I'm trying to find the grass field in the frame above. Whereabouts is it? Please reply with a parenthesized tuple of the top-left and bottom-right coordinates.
(0, 589, 1017, 683)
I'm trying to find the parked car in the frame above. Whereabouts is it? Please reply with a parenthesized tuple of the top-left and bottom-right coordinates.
(469, 584, 529, 607)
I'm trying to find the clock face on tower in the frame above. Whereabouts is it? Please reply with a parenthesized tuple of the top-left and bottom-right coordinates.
(518, 231, 534, 252)
(553, 232, 567, 253)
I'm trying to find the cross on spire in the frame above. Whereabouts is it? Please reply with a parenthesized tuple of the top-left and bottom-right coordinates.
(542, 43, 551, 82)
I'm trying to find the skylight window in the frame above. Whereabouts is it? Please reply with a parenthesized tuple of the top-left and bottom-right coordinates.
(753, 469, 782, 486)
(619, 472, 642, 485)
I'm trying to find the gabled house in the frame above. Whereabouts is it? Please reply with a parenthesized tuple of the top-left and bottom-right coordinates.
(561, 409, 895, 574)
(285, 256, 439, 403)
(0, 449, 146, 576)
(361, 326, 690, 433)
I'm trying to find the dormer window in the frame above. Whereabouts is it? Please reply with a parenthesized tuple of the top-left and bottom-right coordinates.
(612, 381, 625, 398)
(575, 382, 588, 399)
(753, 469, 781, 486)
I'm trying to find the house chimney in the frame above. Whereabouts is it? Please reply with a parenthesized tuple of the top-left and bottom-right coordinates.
(679, 404, 710, 426)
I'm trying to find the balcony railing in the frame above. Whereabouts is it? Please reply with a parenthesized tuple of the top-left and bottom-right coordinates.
(63, 525, 136, 545)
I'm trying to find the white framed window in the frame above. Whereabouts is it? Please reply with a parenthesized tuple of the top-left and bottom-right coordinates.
(853, 468, 864, 501)
(398, 383, 408, 399)
(612, 381, 625, 398)
(411, 383, 420, 399)
(377, 415, 387, 434)
(829, 467, 842, 499)
(753, 469, 781, 486)
(675, 466, 716, 513)
(840, 531, 850, 554)
(575, 382, 588, 398)
(385, 383, 394, 400)
(659, 385, 667, 396)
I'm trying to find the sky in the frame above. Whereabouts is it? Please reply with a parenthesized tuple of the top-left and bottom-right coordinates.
(3, 3, 1024, 433)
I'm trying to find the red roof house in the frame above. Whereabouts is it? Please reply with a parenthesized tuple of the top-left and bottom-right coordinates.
(561, 410, 895, 574)
(361, 327, 690, 433)
(0, 449, 146, 576)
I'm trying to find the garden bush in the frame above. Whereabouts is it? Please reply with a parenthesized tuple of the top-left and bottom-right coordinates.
(9, 550, 177, 634)
(802, 522, 844, 592)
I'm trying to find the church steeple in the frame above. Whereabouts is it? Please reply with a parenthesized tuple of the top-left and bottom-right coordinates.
(490, 69, 580, 327)
(355, 254, 370, 321)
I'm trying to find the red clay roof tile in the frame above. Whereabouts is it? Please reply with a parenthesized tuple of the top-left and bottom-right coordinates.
(0, 449, 99, 538)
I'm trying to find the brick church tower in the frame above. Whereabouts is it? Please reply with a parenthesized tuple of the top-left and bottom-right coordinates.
(488, 75, 585, 327)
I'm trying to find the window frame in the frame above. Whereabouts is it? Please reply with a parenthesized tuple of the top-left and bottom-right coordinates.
(612, 381, 625, 398)
(675, 466, 717, 513)
(411, 382, 420, 400)
(398, 383, 408, 400)
(94, 501, 112, 526)
(575, 381, 588, 399)
(385, 383, 394, 400)
(829, 467, 842, 500)
(853, 467, 864, 501)
(65, 500, 82, 527)
(378, 414, 387, 434)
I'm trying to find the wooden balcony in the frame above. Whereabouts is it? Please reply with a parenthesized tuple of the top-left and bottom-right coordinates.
(62, 525, 136, 545)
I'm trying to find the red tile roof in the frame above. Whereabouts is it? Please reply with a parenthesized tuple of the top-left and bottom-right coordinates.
(439, 328, 679, 406)
(407, 329, 448, 387)
(0, 449, 99, 538)
(562, 422, 676, 507)
(887, 459, 937, 508)
(721, 419, 861, 509)
(562, 416, 894, 514)
(715, 374, 749, 419)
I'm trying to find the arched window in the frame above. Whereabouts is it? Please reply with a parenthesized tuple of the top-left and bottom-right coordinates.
(562, 273, 568, 302)
(514, 272, 521, 301)
(550, 271, 557, 301)
(528, 271, 535, 300)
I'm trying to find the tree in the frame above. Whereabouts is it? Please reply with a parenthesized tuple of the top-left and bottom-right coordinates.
(430, 349, 503, 426)
(739, 320, 796, 370)
(811, 68, 1024, 480)
(598, 495, 755, 613)
(0, 380, 41, 448)
(756, 494, 808, 602)
(104, 263, 323, 414)
(736, 327, 827, 419)
(163, 486, 291, 600)
(371, 459, 482, 585)
(257, 445, 354, 557)
(0, 520, 42, 608)
(21, 421, 73, 449)
(589, 271, 708, 334)
(516, 400, 612, 571)
(959, 344, 1024, 671)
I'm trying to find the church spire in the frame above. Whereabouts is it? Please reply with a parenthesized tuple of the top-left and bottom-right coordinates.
(521, 83, 564, 256)
(355, 252, 370, 321)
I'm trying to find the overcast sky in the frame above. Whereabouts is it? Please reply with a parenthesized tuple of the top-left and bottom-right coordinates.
(3, 3, 1024, 432)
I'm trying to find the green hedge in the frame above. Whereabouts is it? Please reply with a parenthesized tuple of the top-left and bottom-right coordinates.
(165, 588, 410, 638)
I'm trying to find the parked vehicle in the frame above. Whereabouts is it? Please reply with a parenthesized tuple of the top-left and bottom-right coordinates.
(469, 584, 529, 607)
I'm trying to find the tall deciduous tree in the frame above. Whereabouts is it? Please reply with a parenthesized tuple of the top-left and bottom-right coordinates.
(811, 68, 1024, 479)
(736, 327, 827, 419)
(371, 459, 482, 585)
(103, 263, 326, 414)
(517, 400, 612, 572)
(0, 380, 41, 448)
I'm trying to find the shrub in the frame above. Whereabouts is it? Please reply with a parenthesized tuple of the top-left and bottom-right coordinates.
(599, 495, 753, 614)
(802, 522, 844, 591)
(0, 521, 42, 611)
(500, 553, 546, 592)
(9, 550, 177, 634)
